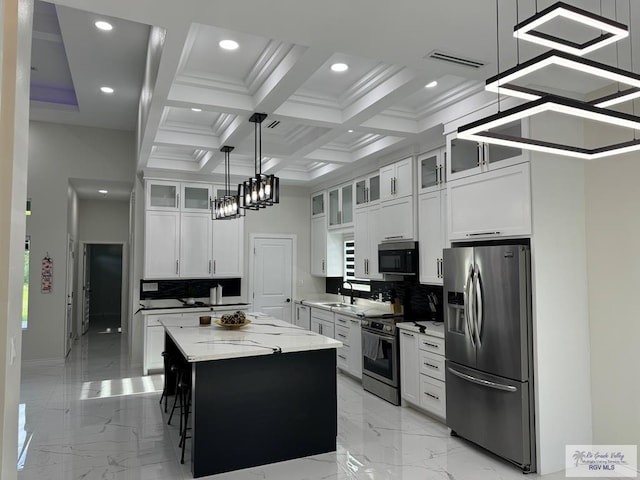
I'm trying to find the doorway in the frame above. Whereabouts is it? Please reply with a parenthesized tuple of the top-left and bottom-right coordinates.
(249, 235, 295, 322)
(82, 243, 124, 334)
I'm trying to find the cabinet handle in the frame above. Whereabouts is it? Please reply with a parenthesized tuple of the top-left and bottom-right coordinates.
(350, 319, 359, 325)
(337, 334, 347, 339)
(401, 331, 414, 337)
(483, 143, 488, 166)
(213, 260, 216, 274)
(322, 259, 325, 273)
(366, 187, 369, 203)
(425, 392, 440, 400)
(338, 354, 347, 360)
(424, 362, 439, 369)
(466, 231, 501, 237)
(384, 235, 403, 240)
(337, 318, 347, 324)
(423, 341, 439, 349)
(176, 260, 179, 274)
(476, 143, 482, 167)
(209, 260, 212, 274)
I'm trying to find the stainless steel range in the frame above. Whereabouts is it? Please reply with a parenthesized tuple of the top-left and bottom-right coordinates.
(361, 315, 401, 405)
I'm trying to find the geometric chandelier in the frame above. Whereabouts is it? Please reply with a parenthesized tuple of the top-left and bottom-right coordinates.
(212, 145, 244, 220)
(239, 113, 280, 211)
(458, 1, 640, 160)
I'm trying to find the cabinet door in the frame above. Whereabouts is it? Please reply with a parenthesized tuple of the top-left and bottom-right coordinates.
(418, 192, 443, 285)
(355, 178, 368, 208)
(366, 205, 383, 280)
(182, 183, 212, 212)
(354, 208, 369, 278)
(212, 218, 244, 277)
(418, 149, 446, 194)
(448, 162, 532, 240)
(180, 213, 212, 278)
(485, 119, 528, 171)
(348, 318, 362, 379)
(310, 216, 327, 276)
(446, 133, 482, 181)
(311, 318, 321, 334)
(144, 325, 165, 374)
(147, 181, 179, 210)
(369, 174, 380, 203)
(328, 188, 340, 227)
(380, 164, 395, 201)
(144, 211, 180, 278)
(394, 157, 413, 198)
(341, 183, 353, 225)
(399, 330, 419, 404)
(378, 196, 414, 241)
(311, 192, 325, 217)
(295, 304, 311, 329)
(419, 376, 446, 419)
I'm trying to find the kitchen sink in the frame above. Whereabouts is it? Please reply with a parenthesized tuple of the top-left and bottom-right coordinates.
(320, 302, 352, 307)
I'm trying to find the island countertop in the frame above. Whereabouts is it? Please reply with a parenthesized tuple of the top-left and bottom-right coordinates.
(160, 314, 342, 362)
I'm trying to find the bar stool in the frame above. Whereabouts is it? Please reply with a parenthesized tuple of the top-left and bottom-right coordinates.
(158, 351, 172, 413)
(177, 374, 192, 464)
(167, 364, 185, 426)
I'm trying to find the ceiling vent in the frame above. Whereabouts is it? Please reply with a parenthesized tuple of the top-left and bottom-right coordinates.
(266, 120, 281, 129)
(425, 50, 485, 69)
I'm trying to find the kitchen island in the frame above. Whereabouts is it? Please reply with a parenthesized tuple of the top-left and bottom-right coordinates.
(160, 315, 342, 478)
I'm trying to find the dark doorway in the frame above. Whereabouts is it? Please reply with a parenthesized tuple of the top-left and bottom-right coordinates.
(86, 244, 123, 334)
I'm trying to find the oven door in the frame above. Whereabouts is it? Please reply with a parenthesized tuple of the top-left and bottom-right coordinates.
(362, 329, 398, 387)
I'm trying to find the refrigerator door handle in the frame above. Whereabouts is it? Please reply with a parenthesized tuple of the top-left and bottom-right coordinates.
(447, 367, 518, 392)
(464, 263, 475, 346)
(473, 263, 483, 347)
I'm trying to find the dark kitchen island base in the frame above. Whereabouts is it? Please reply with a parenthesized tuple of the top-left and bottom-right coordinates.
(165, 333, 338, 478)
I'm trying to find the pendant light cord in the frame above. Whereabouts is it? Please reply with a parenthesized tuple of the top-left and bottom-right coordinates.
(630, 0, 637, 137)
(516, 0, 520, 65)
(496, 0, 501, 112)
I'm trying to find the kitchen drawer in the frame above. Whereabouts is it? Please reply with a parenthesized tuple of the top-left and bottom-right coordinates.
(419, 350, 445, 381)
(419, 375, 446, 419)
(334, 314, 350, 327)
(145, 315, 163, 327)
(310, 307, 334, 323)
(335, 325, 350, 345)
(419, 334, 445, 356)
(337, 344, 350, 370)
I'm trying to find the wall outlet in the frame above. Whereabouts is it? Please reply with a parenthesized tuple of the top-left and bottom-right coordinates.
(297, 279, 304, 287)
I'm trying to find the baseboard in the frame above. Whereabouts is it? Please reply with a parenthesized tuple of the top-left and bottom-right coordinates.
(21, 358, 65, 367)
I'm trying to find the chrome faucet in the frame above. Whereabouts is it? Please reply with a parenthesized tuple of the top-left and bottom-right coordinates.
(343, 281, 356, 305)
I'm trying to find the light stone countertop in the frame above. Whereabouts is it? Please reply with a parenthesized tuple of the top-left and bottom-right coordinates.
(396, 321, 445, 338)
(160, 314, 342, 362)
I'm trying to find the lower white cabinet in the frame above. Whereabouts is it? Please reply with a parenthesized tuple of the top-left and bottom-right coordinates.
(335, 314, 362, 380)
(379, 196, 414, 241)
(310, 307, 334, 338)
(447, 162, 531, 240)
(398, 326, 446, 421)
(144, 315, 166, 374)
(294, 302, 311, 329)
(418, 190, 447, 285)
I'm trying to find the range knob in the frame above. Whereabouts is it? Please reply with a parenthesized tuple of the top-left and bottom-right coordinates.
(361, 320, 369, 327)
(384, 325, 393, 333)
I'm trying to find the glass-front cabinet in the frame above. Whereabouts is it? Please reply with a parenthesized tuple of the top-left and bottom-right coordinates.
(147, 181, 179, 210)
(355, 173, 380, 209)
(182, 183, 212, 212)
(446, 119, 528, 181)
(418, 148, 446, 194)
(311, 191, 325, 217)
(328, 183, 353, 229)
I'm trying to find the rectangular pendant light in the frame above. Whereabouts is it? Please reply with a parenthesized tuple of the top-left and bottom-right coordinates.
(485, 50, 640, 108)
(457, 95, 640, 160)
(513, 1, 628, 56)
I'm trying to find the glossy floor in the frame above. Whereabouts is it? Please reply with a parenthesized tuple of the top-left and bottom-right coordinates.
(19, 332, 566, 480)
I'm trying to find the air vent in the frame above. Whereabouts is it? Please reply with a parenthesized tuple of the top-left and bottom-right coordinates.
(425, 50, 485, 69)
(266, 120, 280, 129)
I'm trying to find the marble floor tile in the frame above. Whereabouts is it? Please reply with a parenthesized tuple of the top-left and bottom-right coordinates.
(17, 331, 606, 480)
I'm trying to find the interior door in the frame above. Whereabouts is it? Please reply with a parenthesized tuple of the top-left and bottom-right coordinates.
(443, 247, 476, 369)
(82, 244, 91, 335)
(252, 237, 293, 322)
(473, 245, 530, 381)
(65, 235, 75, 356)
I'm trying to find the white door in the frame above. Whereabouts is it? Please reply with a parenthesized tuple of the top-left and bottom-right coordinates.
(65, 235, 75, 356)
(251, 236, 293, 322)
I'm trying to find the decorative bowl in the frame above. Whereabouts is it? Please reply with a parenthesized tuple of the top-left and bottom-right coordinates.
(215, 318, 252, 329)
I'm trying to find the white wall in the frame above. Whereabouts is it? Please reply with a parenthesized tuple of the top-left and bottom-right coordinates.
(25, 122, 135, 361)
(584, 138, 640, 447)
(0, 0, 33, 478)
(529, 115, 592, 474)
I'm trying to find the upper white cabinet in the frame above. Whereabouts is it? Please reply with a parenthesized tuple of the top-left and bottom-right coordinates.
(447, 162, 532, 241)
(311, 216, 343, 277)
(418, 190, 447, 285)
(418, 148, 446, 194)
(311, 191, 325, 217)
(144, 210, 180, 278)
(180, 212, 212, 278)
(182, 183, 212, 213)
(211, 216, 244, 278)
(354, 205, 382, 280)
(446, 119, 528, 181)
(380, 157, 413, 200)
(378, 196, 414, 242)
(146, 180, 179, 211)
(328, 183, 353, 229)
(354, 173, 381, 209)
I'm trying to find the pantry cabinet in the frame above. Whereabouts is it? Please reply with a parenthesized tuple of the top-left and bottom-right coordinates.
(418, 190, 447, 285)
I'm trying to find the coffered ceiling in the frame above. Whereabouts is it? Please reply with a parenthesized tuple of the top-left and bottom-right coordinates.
(31, 0, 640, 188)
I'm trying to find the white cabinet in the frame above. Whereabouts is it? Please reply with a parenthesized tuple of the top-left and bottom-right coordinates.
(354, 205, 382, 280)
(418, 334, 446, 419)
(311, 216, 343, 277)
(180, 213, 212, 278)
(418, 190, 447, 285)
(311, 191, 325, 217)
(378, 196, 414, 241)
(144, 315, 166, 374)
(399, 329, 419, 404)
(146, 180, 179, 211)
(446, 119, 528, 181)
(447, 162, 532, 241)
(380, 157, 413, 200)
(181, 183, 212, 213)
(328, 183, 353, 229)
(294, 302, 311, 329)
(310, 307, 334, 338)
(144, 211, 180, 278)
(335, 314, 362, 380)
(211, 217, 244, 277)
(418, 148, 446, 194)
(354, 173, 381, 209)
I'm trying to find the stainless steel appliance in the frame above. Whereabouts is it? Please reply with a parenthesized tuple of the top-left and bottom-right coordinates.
(443, 244, 535, 473)
(378, 241, 418, 275)
(361, 316, 401, 405)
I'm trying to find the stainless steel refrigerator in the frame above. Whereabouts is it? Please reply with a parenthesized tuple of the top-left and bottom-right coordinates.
(443, 244, 535, 473)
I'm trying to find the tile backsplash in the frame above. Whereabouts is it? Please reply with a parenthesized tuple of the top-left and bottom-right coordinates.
(140, 278, 241, 300)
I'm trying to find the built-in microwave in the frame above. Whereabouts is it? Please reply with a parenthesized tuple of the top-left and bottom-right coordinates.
(378, 241, 418, 275)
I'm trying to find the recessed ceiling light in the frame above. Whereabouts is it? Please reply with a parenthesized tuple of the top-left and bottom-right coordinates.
(348, 129, 354, 133)
(425, 80, 438, 88)
(95, 21, 113, 31)
(191, 108, 202, 112)
(219, 40, 239, 50)
(98, 190, 108, 194)
(331, 63, 349, 72)
(100, 86, 114, 94)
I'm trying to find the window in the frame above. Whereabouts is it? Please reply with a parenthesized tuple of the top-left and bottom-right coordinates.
(22, 236, 30, 329)
(343, 238, 370, 292)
